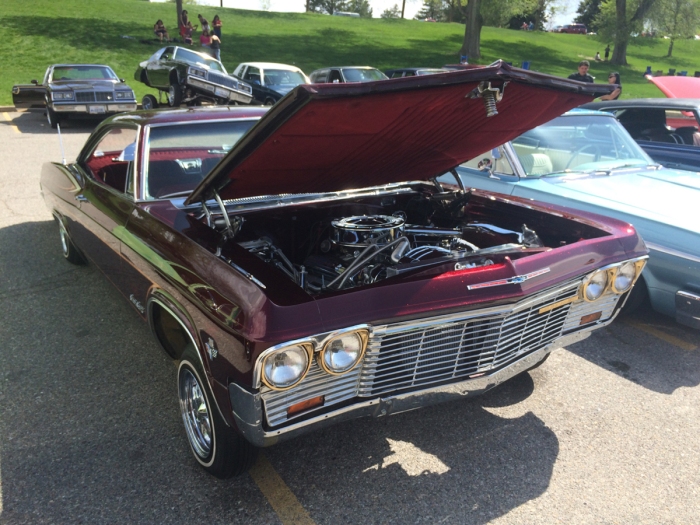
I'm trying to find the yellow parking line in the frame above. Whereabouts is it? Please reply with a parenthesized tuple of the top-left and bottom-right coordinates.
(624, 320, 697, 351)
(249, 453, 316, 525)
(2, 112, 19, 134)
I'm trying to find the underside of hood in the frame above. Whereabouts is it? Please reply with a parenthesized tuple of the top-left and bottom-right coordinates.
(647, 75, 700, 98)
(186, 61, 611, 205)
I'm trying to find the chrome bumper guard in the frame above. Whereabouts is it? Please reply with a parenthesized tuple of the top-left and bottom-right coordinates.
(229, 330, 591, 447)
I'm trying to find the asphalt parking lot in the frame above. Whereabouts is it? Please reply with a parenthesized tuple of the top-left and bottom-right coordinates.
(1, 110, 699, 525)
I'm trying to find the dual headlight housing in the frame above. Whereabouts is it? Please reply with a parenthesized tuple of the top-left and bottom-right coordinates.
(52, 91, 74, 100)
(188, 66, 207, 79)
(260, 329, 369, 391)
(115, 90, 134, 100)
(581, 258, 646, 302)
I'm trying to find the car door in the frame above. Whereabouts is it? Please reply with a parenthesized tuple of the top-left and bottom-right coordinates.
(12, 67, 50, 109)
(150, 47, 176, 89)
(70, 125, 138, 290)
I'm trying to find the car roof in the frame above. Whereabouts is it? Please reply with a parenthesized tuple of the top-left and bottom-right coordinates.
(238, 62, 303, 71)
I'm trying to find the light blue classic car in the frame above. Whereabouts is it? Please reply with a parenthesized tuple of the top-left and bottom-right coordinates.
(452, 109, 700, 329)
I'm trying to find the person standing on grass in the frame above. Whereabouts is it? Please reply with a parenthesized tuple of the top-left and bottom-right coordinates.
(604, 45, 611, 61)
(567, 60, 594, 83)
(198, 14, 211, 34)
(212, 15, 222, 39)
(209, 33, 221, 62)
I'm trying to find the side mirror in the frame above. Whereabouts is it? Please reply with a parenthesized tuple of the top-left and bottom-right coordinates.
(477, 158, 493, 172)
(119, 78, 125, 83)
(162, 54, 170, 60)
(31, 79, 38, 85)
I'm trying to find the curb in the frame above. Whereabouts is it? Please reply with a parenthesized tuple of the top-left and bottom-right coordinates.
(0, 106, 16, 112)
(0, 105, 143, 113)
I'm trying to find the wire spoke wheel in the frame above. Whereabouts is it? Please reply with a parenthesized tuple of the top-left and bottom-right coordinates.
(179, 368, 212, 459)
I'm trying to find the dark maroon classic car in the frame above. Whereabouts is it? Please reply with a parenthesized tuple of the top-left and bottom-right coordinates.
(40, 62, 647, 478)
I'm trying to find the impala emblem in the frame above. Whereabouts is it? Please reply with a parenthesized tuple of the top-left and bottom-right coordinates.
(467, 268, 550, 290)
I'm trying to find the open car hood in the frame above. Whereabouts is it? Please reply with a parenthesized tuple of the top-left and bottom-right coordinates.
(186, 61, 611, 205)
(647, 75, 700, 98)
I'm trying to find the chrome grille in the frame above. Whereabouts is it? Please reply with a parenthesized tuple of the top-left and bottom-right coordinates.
(359, 282, 579, 396)
(209, 72, 237, 89)
(75, 92, 95, 102)
(75, 91, 113, 102)
(260, 277, 624, 428)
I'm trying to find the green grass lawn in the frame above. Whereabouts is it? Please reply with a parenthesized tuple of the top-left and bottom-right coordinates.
(2, 0, 699, 105)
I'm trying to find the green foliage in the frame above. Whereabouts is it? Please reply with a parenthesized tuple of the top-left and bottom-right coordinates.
(575, 0, 604, 31)
(482, 0, 536, 28)
(414, 0, 445, 21)
(1, 0, 699, 105)
(594, 0, 643, 43)
(308, 0, 349, 15)
(381, 4, 403, 18)
(648, 0, 700, 42)
(347, 0, 373, 17)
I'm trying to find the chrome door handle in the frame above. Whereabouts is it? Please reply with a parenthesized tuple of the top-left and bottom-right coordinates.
(75, 194, 89, 202)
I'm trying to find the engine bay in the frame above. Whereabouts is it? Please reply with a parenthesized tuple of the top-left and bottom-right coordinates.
(208, 185, 606, 295)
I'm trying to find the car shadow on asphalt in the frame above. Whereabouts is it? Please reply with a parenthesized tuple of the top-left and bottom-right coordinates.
(565, 302, 700, 395)
(265, 371, 557, 524)
(3, 110, 103, 134)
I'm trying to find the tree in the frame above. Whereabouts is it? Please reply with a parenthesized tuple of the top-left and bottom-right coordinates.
(307, 0, 349, 14)
(594, 0, 657, 65)
(575, 0, 604, 31)
(381, 4, 403, 17)
(649, 0, 700, 56)
(414, 0, 445, 21)
(460, 0, 483, 59)
(347, 0, 373, 16)
(481, 0, 534, 27)
(175, 0, 182, 32)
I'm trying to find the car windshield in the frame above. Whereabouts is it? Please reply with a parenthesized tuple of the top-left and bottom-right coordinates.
(510, 114, 653, 177)
(174, 48, 226, 73)
(145, 119, 256, 200)
(51, 66, 118, 81)
(263, 69, 307, 86)
(341, 68, 388, 82)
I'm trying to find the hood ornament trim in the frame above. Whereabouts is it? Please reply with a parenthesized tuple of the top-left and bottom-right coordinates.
(467, 267, 550, 290)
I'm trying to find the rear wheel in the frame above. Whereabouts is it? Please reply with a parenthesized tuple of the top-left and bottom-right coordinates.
(177, 346, 258, 478)
(58, 219, 83, 264)
(142, 94, 158, 110)
(167, 80, 183, 107)
(263, 98, 275, 106)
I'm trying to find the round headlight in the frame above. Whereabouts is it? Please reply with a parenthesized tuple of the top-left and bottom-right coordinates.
(319, 331, 367, 375)
(612, 261, 636, 293)
(262, 344, 310, 390)
(583, 270, 608, 301)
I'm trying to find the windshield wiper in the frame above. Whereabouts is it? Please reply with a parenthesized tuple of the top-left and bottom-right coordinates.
(158, 190, 193, 199)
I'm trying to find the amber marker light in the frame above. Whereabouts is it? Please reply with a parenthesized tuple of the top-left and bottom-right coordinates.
(580, 312, 602, 325)
(287, 396, 325, 417)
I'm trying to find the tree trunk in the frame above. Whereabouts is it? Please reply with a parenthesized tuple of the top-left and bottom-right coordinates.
(460, 0, 482, 59)
(667, 38, 674, 57)
(176, 0, 183, 31)
(610, 0, 629, 65)
(401, 0, 406, 18)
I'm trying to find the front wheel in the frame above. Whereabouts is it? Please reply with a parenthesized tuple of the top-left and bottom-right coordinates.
(46, 105, 62, 129)
(177, 346, 258, 478)
(142, 94, 158, 110)
(167, 80, 183, 107)
(263, 98, 275, 106)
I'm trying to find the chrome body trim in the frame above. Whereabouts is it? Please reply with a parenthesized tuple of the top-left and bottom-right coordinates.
(230, 330, 592, 447)
(676, 290, 700, 329)
(646, 242, 700, 264)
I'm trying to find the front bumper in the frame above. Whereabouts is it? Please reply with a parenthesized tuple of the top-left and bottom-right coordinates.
(229, 330, 590, 447)
(51, 102, 137, 114)
(187, 76, 253, 104)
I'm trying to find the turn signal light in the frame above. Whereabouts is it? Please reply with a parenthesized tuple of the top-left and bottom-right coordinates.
(287, 396, 325, 417)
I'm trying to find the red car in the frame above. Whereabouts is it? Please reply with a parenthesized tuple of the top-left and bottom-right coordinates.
(560, 23, 587, 34)
(41, 62, 646, 478)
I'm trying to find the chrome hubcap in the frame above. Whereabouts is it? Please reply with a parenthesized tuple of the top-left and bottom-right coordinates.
(168, 86, 177, 106)
(179, 368, 212, 459)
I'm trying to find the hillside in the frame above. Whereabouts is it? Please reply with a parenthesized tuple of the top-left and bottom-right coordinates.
(2, 0, 699, 105)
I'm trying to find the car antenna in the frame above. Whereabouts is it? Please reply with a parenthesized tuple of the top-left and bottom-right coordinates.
(56, 122, 67, 165)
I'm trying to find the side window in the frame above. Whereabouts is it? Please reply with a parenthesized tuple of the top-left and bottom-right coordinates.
(84, 127, 138, 194)
(329, 70, 343, 83)
(244, 66, 261, 84)
(313, 71, 328, 83)
(161, 47, 175, 60)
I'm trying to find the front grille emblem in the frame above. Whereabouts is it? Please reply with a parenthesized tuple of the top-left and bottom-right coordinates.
(467, 268, 550, 290)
